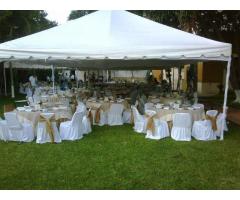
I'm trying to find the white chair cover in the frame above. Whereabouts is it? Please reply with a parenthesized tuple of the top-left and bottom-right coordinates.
(4, 112, 34, 142)
(36, 113, 61, 144)
(146, 119, 170, 140)
(60, 112, 85, 140)
(171, 113, 192, 141)
(123, 109, 131, 124)
(107, 103, 124, 126)
(216, 113, 228, 137)
(206, 110, 218, 117)
(0, 119, 9, 141)
(132, 105, 147, 133)
(192, 120, 216, 141)
(76, 102, 87, 115)
(76, 102, 92, 134)
(82, 115, 92, 134)
(192, 103, 204, 110)
(99, 110, 108, 126)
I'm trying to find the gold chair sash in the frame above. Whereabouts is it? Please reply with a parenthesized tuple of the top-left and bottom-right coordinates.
(145, 114, 156, 135)
(39, 115, 56, 143)
(130, 109, 134, 124)
(88, 110, 93, 124)
(95, 108, 101, 124)
(206, 114, 218, 131)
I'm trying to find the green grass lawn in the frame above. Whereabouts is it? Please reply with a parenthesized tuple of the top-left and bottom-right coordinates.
(0, 94, 240, 189)
(0, 123, 240, 189)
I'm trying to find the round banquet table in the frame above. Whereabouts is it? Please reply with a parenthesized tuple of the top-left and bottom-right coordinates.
(148, 107, 205, 122)
(16, 107, 72, 134)
(86, 100, 130, 112)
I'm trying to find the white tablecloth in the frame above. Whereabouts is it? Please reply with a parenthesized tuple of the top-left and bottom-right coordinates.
(148, 108, 205, 122)
(16, 107, 72, 128)
(86, 100, 130, 112)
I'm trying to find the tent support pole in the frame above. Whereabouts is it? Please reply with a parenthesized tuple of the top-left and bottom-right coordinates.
(52, 65, 55, 94)
(3, 62, 7, 96)
(221, 57, 232, 140)
(76, 70, 78, 88)
(10, 62, 15, 98)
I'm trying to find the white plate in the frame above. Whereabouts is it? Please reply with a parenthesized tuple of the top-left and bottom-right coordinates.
(163, 107, 170, 110)
(17, 107, 25, 111)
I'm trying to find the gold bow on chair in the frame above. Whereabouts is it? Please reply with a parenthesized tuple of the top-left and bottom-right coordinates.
(130, 109, 134, 124)
(206, 114, 218, 131)
(88, 109, 93, 124)
(39, 114, 56, 143)
(95, 107, 101, 124)
(145, 114, 156, 136)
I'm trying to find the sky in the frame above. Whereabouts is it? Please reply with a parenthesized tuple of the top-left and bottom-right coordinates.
(45, 10, 72, 25)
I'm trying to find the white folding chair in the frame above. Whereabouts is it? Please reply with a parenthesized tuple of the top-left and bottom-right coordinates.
(152, 119, 170, 140)
(0, 118, 9, 141)
(123, 109, 132, 124)
(76, 102, 91, 134)
(107, 103, 124, 126)
(131, 105, 147, 133)
(36, 113, 61, 144)
(145, 109, 169, 140)
(192, 120, 216, 141)
(192, 103, 204, 110)
(171, 113, 192, 141)
(60, 112, 85, 140)
(206, 110, 218, 117)
(4, 112, 34, 142)
(216, 113, 228, 137)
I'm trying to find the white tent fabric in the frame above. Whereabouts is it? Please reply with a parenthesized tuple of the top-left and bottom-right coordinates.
(113, 70, 147, 78)
(3, 61, 67, 69)
(0, 10, 231, 67)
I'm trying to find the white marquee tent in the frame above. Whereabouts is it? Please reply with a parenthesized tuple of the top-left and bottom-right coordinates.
(0, 10, 232, 140)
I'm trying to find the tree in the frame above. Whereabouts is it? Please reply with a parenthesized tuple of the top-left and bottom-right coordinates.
(68, 10, 96, 20)
(0, 11, 57, 43)
(195, 11, 240, 103)
(0, 11, 57, 95)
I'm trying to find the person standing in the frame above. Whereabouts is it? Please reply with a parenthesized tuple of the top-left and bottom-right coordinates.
(29, 75, 38, 95)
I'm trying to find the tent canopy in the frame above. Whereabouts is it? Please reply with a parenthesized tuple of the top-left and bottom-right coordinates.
(0, 10, 232, 69)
